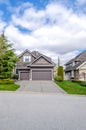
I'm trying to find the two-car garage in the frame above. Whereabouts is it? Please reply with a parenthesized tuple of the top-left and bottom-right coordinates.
(32, 69, 52, 80)
(19, 69, 53, 80)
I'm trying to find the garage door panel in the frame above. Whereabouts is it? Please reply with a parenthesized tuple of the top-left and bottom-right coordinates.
(20, 72, 29, 80)
(32, 70, 52, 80)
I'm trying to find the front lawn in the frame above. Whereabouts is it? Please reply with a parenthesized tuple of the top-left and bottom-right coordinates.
(56, 80, 86, 95)
(0, 84, 20, 91)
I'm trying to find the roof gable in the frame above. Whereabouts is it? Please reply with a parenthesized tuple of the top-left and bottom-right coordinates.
(31, 51, 41, 57)
(65, 50, 86, 65)
(18, 49, 36, 58)
(75, 51, 86, 61)
(30, 55, 55, 66)
(76, 61, 86, 69)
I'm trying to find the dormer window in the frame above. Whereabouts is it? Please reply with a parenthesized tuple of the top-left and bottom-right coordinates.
(23, 56, 31, 62)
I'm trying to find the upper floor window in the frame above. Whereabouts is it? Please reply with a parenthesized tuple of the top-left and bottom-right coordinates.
(72, 62, 75, 66)
(23, 56, 31, 62)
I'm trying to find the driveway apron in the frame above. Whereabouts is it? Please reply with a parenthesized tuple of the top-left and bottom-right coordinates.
(16, 81, 66, 94)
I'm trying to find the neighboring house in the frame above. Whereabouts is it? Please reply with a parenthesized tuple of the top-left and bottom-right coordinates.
(65, 50, 86, 81)
(14, 49, 55, 80)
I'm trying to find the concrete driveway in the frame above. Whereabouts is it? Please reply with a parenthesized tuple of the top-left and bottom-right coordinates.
(16, 80, 66, 94)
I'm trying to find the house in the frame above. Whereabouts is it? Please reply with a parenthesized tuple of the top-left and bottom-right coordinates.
(14, 49, 55, 80)
(65, 50, 86, 81)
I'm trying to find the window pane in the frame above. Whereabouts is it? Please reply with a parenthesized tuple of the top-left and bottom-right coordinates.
(23, 56, 31, 62)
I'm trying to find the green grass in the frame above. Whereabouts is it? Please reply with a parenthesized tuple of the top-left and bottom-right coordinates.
(56, 80, 86, 95)
(0, 84, 20, 91)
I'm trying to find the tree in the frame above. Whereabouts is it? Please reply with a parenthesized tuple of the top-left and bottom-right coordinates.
(0, 33, 18, 79)
(0, 33, 7, 72)
(58, 66, 64, 81)
(58, 56, 60, 67)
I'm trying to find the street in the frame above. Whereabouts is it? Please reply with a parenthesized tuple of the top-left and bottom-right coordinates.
(0, 92, 86, 130)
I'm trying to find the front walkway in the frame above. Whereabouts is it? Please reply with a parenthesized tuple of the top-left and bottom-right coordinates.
(16, 80, 66, 94)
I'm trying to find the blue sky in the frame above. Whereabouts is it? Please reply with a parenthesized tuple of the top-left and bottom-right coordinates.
(0, 0, 86, 64)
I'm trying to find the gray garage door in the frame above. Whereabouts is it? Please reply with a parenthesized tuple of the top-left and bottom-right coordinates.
(20, 72, 29, 80)
(32, 70, 52, 80)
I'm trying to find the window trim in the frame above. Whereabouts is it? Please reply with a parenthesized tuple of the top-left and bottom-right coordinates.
(23, 56, 31, 62)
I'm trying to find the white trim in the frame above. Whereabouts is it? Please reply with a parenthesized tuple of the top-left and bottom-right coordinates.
(18, 71, 20, 80)
(77, 61, 86, 69)
(30, 69, 32, 80)
(71, 70, 74, 77)
(23, 56, 31, 62)
(52, 69, 54, 80)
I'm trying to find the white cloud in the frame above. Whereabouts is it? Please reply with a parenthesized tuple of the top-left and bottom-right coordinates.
(77, 0, 86, 5)
(11, 3, 46, 30)
(4, 1, 86, 64)
(5, 25, 38, 50)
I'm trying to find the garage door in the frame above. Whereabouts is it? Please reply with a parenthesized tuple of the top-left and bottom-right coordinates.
(32, 70, 52, 80)
(20, 72, 29, 80)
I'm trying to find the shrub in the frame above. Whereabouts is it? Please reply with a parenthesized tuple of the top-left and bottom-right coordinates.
(58, 66, 64, 81)
(0, 79, 14, 84)
(54, 76, 63, 82)
(80, 82, 86, 87)
(71, 80, 86, 87)
(72, 80, 83, 84)
(12, 74, 19, 80)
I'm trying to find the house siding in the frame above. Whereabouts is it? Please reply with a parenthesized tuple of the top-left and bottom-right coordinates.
(32, 57, 52, 65)
(16, 52, 35, 68)
(79, 63, 86, 80)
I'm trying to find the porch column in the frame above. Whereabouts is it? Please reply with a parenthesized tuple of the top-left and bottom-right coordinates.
(71, 70, 74, 77)
(30, 69, 32, 80)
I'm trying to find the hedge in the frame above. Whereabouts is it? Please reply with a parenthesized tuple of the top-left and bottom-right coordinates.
(0, 79, 14, 84)
(54, 76, 63, 82)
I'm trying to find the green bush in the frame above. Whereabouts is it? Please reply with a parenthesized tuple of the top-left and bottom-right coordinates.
(0, 72, 12, 79)
(58, 66, 64, 81)
(0, 79, 14, 84)
(80, 82, 86, 87)
(71, 80, 86, 87)
(72, 80, 83, 84)
(54, 76, 63, 82)
(12, 74, 19, 80)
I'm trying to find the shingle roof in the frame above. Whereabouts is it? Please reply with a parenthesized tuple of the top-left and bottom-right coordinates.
(73, 61, 85, 69)
(65, 50, 86, 65)
(31, 51, 52, 61)
(31, 51, 41, 57)
(18, 49, 36, 58)
(18, 50, 55, 67)
(65, 66, 73, 72)
(65, 50, 86, 71)
(65, 61, 85, 72)
(65, 58, 74, 65)
(28, 54, 55, 67)
(74, 50, 86, 61)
